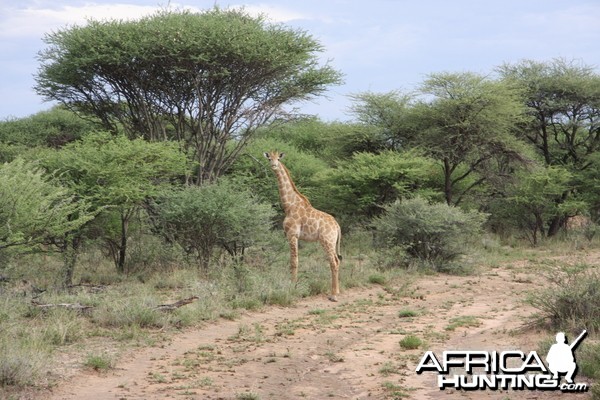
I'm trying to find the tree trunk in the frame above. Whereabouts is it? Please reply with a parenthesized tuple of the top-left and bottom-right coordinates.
(117, 213, 128, 274)
(443, 158, 453, 205)
(61, 236, 80, 288)
(547, 215, 564, 237)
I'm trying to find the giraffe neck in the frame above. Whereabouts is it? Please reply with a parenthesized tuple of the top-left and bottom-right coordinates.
(274, 162, 311, 214)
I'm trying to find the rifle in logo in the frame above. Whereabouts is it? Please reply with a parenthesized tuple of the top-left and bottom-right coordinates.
(546, 329, 587, 384)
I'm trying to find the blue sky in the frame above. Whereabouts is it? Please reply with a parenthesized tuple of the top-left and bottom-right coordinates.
(1, 0, 599, 121)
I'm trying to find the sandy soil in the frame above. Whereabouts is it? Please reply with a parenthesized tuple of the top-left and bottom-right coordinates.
(39, 258, 594, 400)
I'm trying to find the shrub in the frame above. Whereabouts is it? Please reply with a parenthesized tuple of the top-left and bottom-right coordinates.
(0, 158, 93, 253)
(399, 335, 422, 350)
(368, 274, 387, 285)
(372, 197, 487, 270)
(0, 343, 46, 387)
(154, 178, 275, 269)
(398, 309, 418, 318)
(314, 150, 439, 222)
(84, 352, 115, 371)
(527, 265, 600, 333)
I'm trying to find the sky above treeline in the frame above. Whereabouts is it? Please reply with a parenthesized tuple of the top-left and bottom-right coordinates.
(1, 0, 599, 121)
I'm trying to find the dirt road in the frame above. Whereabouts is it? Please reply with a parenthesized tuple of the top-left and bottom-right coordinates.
(45, 262, 592, 399)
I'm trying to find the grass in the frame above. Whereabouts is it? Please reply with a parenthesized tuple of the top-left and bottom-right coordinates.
(368, 273, 387, 285)
(398, 309, 418, 318)
(382, 381, 410, 398)
(84, 352, 115, 371)
(445, 315, 481, 331)
(236, 392, 261, 400)
(527, 264, 600, 333)
(2, 231, 599, 397)
(378, 361, 401, 376)
(399, 335, 422, 350)
(0, 343, 47, 387)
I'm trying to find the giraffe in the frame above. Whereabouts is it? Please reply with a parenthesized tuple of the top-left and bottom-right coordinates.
(264, 151, 342, 301)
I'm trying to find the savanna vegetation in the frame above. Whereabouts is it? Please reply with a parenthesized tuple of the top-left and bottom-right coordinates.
(1, 7, 600, 397)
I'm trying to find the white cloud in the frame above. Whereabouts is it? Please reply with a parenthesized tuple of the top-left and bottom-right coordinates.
(0, 2, 314, 40)
(0, 2, 203, 39)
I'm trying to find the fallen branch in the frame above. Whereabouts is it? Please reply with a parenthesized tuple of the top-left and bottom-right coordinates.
(154, 296, 199, 312)
(67, 283, 107, 293)
(32, 300, 94, 313)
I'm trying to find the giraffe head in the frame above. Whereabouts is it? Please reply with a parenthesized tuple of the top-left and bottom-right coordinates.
(264, 151, 285, 171)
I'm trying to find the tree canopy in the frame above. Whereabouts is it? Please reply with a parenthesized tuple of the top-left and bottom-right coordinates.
(0, 158, 93, 253)
(38, 132, 189, 273)
(35, 8, 342, 183)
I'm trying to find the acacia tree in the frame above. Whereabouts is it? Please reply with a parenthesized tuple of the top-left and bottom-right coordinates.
(499, 59, 600, 235)
(0, 158, 94, 285)
(35, 8, 342, 184)
(415, 72, 530, 205)
(40, 133, 188, 275)
(352, 74, 529, 206)
(0, 158, 92, 253)
(499, 59, 600, 168)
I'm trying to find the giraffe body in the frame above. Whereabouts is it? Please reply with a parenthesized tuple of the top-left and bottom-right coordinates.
(264, 151, 342, 301)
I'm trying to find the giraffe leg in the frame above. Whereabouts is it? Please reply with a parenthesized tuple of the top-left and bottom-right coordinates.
(288, 236, 299, 283)
(323, 241, 340, 302)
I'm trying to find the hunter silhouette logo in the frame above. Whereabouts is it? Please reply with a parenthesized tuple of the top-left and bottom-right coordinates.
(416, 330, 588, 392)
(547, 330, 587, 384)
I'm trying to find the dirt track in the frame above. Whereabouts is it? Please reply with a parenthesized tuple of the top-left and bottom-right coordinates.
(44, 260, 593, 400)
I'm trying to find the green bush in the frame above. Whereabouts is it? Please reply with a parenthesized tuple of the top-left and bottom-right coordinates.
(373, 197, 487, 270)
(527, 265, 600, 332)
(399, 335, 422, 350)
(315, 150, 440, 222)
(155, 178, 275, 269)
(84, 352, 115, 371)
(0, 158, 93, 253)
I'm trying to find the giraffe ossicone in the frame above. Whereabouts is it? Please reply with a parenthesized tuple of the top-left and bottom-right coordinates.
(264, 151, 342, 301)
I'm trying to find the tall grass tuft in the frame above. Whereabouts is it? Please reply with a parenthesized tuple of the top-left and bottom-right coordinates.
(527, 264, 600, 333)
(0, 342, 47, 387)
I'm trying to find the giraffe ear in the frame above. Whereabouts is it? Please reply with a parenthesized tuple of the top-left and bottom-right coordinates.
(263, 152, 270, 159)
(279, 152, 285, 159)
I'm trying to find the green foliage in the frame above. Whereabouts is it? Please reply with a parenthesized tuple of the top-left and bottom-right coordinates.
(84, 353, 115, 371)
(493, 166, 586, 244)
(36, 8, 341, 183)
(315, 150, 440, 221)
(231, 137, 331, 209)
(417, 72, 529, 205)
(368, 274, 387, 285)
(155, 179, 275, 269)
(373, 197, 487, 270)
(37, 132, 189, 274)
(399, 335, 422, 350)
(398, 309, 418, 318)
(350, 91, 417, 150)
(499, 58, 600, 168)
(527, 264, 600, 333)
(0, 158, 93, 252)
(260, 118, 385, 159)
(39, 132, 189, 208)
(445, 315, 482, 331)
(499, 59, 600, 236)
(0, 107, 97, 155)
(577, 342, 600, 381)
(577, 152, 600, 220)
